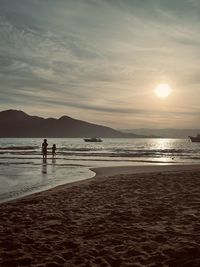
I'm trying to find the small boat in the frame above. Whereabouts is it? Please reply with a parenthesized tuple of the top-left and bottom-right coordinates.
(188, 134, 200, 142)
(84, 137, 102, 142)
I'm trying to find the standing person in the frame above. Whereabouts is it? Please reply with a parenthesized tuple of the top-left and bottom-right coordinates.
(42, 139, 48, 159)
(52, 144, 57, 158)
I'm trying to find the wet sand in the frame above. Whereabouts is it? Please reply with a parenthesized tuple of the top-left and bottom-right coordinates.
(0, 165, 200, 267)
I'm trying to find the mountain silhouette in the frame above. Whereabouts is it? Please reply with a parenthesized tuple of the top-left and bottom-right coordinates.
(0, 109, 145, 138)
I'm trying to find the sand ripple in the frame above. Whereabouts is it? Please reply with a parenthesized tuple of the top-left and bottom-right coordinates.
(0, 170, 200, 266)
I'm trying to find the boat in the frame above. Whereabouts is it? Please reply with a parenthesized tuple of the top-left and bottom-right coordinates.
(188, 134, 200, 142)
(84, 137, 102, 142)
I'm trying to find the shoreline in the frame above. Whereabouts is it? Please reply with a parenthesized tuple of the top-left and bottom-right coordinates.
(1, 164, 200, 266)
(92, 163, 200, 178)
(1, 164, 200, 205)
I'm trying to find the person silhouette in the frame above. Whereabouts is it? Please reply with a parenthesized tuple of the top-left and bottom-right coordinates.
(42, 139, 48, 159)
(52, 144, 57, 158)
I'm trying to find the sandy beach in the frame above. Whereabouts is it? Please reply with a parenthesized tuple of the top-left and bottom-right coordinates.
(1, 165, 200, 267)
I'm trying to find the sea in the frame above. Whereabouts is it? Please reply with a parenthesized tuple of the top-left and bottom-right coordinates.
(0, 138, 199, 203)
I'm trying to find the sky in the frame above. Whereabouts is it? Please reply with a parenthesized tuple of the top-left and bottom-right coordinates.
(0, 0, 200, 129)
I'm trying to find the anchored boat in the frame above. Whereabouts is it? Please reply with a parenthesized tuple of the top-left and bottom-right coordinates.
(84, 137, 102, 142)
(188, 134, 200, 142)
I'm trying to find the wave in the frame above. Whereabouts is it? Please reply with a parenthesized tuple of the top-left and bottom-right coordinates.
(0, 146, 39, 150)
(0, 158, 183, 165)
(0, 150, 197, 159)
(59, 147, 104, 152)
(0, 146, 195, 155)
(0, 142, 199, 164)
(114, 148, 186, 153)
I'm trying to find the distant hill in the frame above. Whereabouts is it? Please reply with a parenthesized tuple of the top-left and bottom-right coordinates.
(122, 128, 200, 138)
(0, 109, 151, 138)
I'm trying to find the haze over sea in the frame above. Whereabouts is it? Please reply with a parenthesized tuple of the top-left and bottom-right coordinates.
(0, 137, 199, 203)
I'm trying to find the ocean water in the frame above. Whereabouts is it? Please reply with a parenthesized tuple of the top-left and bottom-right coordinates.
(0, 138, 199, 203)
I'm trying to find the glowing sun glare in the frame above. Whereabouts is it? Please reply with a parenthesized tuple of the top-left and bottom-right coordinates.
(155, 83, 172, 98)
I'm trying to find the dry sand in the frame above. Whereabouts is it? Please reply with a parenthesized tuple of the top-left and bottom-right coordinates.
(0, 165, 200, 267)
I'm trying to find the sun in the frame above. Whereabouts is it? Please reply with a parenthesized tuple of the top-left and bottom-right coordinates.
(155, 83, 172, 99)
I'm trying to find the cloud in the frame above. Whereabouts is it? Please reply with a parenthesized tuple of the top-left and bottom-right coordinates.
(0, 0, 200, 128)
(186, 0, 200, 9)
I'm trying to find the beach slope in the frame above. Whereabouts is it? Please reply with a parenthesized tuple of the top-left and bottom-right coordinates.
(0, 165, 200, 266)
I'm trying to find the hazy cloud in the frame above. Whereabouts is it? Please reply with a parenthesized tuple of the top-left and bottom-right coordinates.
(0, 0, 200, 128)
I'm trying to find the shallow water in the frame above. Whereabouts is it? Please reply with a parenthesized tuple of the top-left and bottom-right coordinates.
(0, 138, 199, 203)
